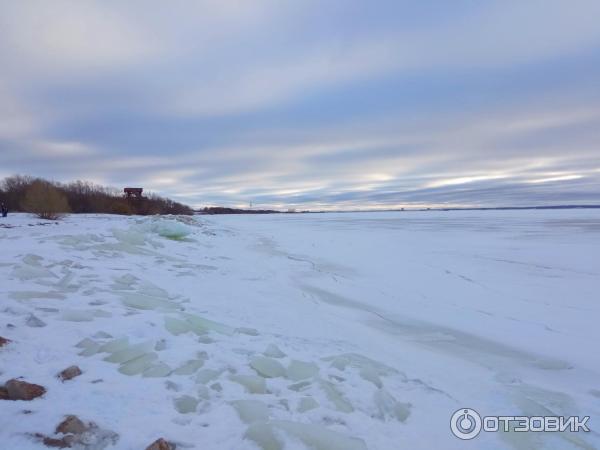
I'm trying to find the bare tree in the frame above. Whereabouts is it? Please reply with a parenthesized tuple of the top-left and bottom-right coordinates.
(21, 180, 71, 220)
(1, 175, 34, 210)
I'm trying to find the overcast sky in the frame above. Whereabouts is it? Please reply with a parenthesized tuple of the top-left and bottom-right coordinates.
(1, 0, 599, 209)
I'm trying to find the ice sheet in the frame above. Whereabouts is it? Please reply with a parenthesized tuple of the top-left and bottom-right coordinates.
(1, 211, 599, 450)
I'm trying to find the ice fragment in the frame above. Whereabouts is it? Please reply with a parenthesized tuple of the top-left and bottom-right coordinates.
(230, 375, 267, 394)
(250, 356, 286, 378)
(286, 360, 319, 381)
(231, 400, 270, 424)
(263, 344, 286, 358)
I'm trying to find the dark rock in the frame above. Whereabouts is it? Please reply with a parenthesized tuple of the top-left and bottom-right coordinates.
(5, 379, 46, 400)
(33, 417, 118, 449)
(42, 435, 74, 448)
(56, 415, 87, 435)
(146, 438, 175, 450)
(0, 386, 8, 400)
(58, 366, 82, 382)
(0, 336, 10, 347)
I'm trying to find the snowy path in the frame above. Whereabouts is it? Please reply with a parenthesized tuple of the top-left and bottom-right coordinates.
(0, 211, 599, 449)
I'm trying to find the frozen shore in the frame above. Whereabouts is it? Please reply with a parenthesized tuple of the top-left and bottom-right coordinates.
(1, 210, 599, 449)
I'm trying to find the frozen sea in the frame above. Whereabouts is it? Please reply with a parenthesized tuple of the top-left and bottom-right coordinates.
(0, 210, 599, 449)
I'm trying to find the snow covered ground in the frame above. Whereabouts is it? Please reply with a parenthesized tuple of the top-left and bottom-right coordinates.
(1, 210, 599, 449)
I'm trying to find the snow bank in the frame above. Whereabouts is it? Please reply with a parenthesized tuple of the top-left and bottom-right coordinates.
(1, 211, 599, 450)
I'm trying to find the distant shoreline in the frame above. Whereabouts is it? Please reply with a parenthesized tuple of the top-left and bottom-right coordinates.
(196, 204, 600, 215)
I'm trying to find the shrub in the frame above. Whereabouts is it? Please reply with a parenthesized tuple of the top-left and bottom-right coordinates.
(21, 180, 71, 220)
(111, 201, 134, 215)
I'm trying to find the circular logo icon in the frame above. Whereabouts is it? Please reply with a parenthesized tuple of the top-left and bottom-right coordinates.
(451, 408, 482, 440)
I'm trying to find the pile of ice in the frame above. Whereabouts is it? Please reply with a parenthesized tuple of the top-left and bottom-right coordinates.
(49, 217, 198, 262)
(140, 217, 193, 241)
(107, 217, 194, 249)
(117, 217, 193, 243)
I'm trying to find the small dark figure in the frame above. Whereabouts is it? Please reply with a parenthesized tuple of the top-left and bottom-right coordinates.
(1, 203, 7, 218)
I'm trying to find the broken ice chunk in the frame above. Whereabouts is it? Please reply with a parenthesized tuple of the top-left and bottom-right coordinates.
(143, 362, 172, 378)
(121, 292, 178, 311)
(197, 335, 215, 344)
(112, 228, 146, 246)
(61, 309, 96, 322)
(138, 281, 170, 299)
(99, 337, 130, 353)
(93, 310, 112, 318)
(164, 317, 190, 335)
(236, 327, 260, 336)
(288, 381, 311, 392)
(75, 338, 97, 349)
(359, 367, 383, 388)
(174, 395, 199, 414)
(197, 385, 210, 400)
(231, 400, 270, 424)
(250, 356, 286, 378)
(230, 375, 267, 394)
(271, 421, 367, 450)
(324, 353, 398, 376)
(78, 342, 102, 357)
(119, 353, 158, 376)
(196, 369, 222, 385)
(233, 348, 254, 356)
(93, 331, 113, 339)
(184, 313, 235, 336)
(245, 422, 283, 450)
(26, 314, 46, 328)
(297, 396, 319, 413)
(23, 254, 44, 266)
(373, 388, 411, 422)
(56, 271, 75, 290)
(104, 342, 153, 364)
(263, 344, 286, 358)
(111, 274, 138, 290)
(11, 265, 57, 281)
(329, 356, 350, 371)
(173, 359, 204, 375)
(320, 380, 354, 413)
(286, 360, 319, 381)
(10, 290, 66, 300)
(146, 219, 192, 240)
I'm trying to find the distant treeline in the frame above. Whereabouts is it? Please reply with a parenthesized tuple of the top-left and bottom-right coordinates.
(0, 175, 194, 217)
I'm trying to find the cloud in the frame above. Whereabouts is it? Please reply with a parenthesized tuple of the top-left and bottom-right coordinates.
(0, 1, 158, 77)
(2, 93, 599, 209)
(170, 0, 600, 116)
(0, 1, 599, 209)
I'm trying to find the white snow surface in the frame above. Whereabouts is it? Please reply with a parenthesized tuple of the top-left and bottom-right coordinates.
(0, 211, 599, 449)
